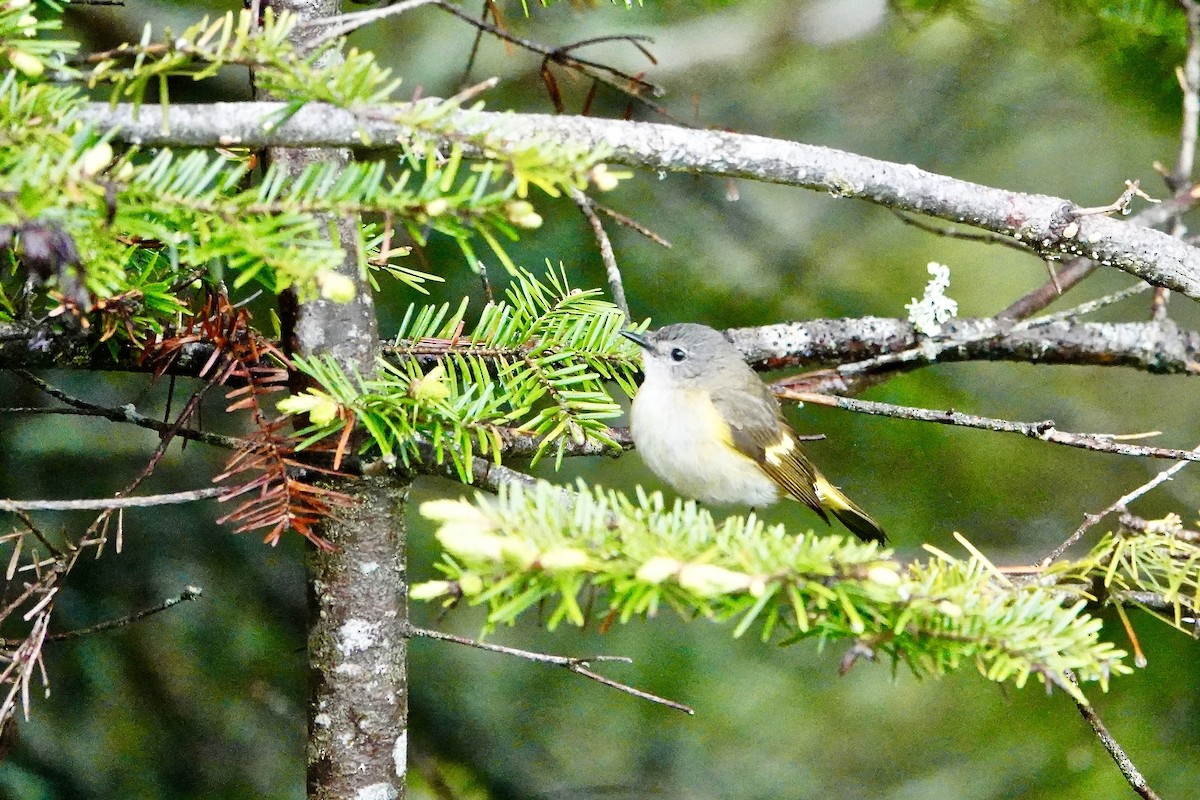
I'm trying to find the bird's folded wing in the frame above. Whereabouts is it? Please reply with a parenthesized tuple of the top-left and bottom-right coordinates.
(710, 386, 827, 519)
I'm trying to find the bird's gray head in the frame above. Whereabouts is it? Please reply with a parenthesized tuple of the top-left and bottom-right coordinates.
(621, 323, 748, 386)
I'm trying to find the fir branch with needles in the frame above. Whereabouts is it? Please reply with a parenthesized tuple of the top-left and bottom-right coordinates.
(1094, 518, 1200, 633)
(78, 11, 400, 110)
(278, 266, 645, 478)
(2, 6, 620, 322)
(403, 482, 1200, 704)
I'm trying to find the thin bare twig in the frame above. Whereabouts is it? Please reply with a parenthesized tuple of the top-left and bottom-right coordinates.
(455, 0, 491, 91)
(589, 200, 673, 248)
(405, 624, 694, 714)
(1068, 671, 1162, 800)
(433, 0, 672, 118)
(893, 211, 1035, 252)
(1171, 0, 1200, 190)
(781, 391, 1200, 465)
(0, 587, 203, 646)
(1028, 281, 1151, 325)
(572, 188, 630, 318)
(1040, 446, 1199, 565)
(8, 371, 242, 450)
(1072, 180, 1155, 217)
(0, 487, 226, 512)
(999, 258, 1097, 320)
(296, 0, 440, 44)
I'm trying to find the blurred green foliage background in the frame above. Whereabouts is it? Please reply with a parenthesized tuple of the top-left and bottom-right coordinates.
(3, 0, 1200, 798)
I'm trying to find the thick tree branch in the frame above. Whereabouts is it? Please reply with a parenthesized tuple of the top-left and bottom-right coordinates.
(727, 317, 1200, 376)
(9, 316, 1200, 378)
(80, 102, 1200, 299)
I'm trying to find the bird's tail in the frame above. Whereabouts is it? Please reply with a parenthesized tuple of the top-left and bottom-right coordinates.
(814, 476, 887, 544)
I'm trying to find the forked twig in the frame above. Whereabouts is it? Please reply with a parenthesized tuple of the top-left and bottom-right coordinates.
(1040, 445, 1199, 565)
(405, 624, 694, 714)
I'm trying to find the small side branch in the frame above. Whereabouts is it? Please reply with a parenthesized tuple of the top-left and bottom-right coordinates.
(296, 0, 440, 43)
(1042, 448, 1198, 564)
(1070, 681, 1162, 800)
(782, 391, 1200, 464)
(0, 587, 203, 646)
(433, 0, 666, 116)
(571, 188, 630, 318)
(405, 624, 694, 714)
(0, 487, 226, 512)
(11, 371, 242, 450)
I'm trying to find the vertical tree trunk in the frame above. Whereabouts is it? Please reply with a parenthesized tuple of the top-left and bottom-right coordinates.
(262, 3, 409, 798)
(305, 478, 409, 800)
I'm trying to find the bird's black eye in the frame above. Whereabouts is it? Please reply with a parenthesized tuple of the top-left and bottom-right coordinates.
(669, 347, 687, 362)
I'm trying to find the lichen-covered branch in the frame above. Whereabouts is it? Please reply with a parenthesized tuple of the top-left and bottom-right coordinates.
(80, 101, 1200, 298)
(9, 315, 1200, 378)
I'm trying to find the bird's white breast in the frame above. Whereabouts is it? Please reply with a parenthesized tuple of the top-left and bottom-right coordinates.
(630, 379, 779, 506)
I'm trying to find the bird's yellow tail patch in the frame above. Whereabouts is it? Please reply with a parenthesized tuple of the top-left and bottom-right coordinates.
(815, 477, 886, 544)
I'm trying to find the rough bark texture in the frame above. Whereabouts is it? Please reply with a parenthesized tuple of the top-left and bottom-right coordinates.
(7, 316, 1200, 378)
(306, 477, 409, 800)
(81, 101, 1200, 300)
(260, 3, 408, 798)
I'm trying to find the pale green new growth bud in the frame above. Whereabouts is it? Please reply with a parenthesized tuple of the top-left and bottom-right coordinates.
(457, 573, 484, 596)
(677, 563, 754, 597)
(410, 580, 453, 601)
(316, 270, 356, 303)
(277, 389, 341, 425)
(636, 556, 683, 584)
(538, 547, 590, 572)
(505, 200, 543, 229)
(78, 143, 114, 178)
(8, 48, 42, 76)
(866, 564, 901, 587)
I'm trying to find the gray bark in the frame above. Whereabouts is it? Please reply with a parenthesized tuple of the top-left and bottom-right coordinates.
(82, 101, 1200, 300)
(257, 3, 408, 798)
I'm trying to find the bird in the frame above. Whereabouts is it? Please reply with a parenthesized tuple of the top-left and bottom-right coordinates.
(620, 323, 886, 544)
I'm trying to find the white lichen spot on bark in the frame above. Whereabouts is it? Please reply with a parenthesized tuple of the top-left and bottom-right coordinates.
(393, 731, 408, 778)
(359, 561, 380, 575)
(338, 619, 380, 654)
(355, 783, 398, 800)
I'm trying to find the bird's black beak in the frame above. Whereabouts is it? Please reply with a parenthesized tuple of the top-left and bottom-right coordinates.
(619, 329, 654, 354)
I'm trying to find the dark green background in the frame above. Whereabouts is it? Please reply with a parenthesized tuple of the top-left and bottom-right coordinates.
(3, 1, 1199, 798)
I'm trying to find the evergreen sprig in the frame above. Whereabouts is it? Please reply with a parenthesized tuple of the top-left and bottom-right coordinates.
(2, 4, 619, 330)
(82, 10, 399, 110)
(1095, 519, 1200, 630)
(0, 0, 76, 80)
(281, 266, 643, 476)
(413, 480, 1133, 702)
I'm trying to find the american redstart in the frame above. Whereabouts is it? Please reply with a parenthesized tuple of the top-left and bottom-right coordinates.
(621, 323, 886, 544)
